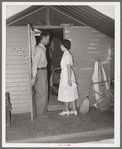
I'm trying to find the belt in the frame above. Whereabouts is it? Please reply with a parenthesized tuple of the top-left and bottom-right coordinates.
(37, 67, 46, 70)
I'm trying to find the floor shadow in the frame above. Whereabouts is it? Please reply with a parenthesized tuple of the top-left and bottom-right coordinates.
(6, 107, 114, 142)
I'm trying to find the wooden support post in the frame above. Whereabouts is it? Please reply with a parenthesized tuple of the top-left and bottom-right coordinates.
(46, 6, 50, 26)
(6, 92, 12, 126)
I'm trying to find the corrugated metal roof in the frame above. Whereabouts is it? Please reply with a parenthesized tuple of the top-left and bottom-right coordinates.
(6, 6, 114, 39)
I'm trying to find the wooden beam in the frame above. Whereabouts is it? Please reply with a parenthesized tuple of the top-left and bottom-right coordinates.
(51, 6, 87, 26)
(34, 26, 63, 29)
(46, 6, 50, 26)
(7, 6, 46, 26)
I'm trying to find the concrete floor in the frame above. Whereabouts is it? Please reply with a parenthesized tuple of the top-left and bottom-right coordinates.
(6, 101, 114, 144)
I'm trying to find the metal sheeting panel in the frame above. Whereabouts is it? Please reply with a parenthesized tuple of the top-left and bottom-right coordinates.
(64, 26, 113, 106)
(6, 26, 31, 114)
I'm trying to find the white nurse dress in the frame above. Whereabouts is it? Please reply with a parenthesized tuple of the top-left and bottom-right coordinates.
(57, 51, 79, 102)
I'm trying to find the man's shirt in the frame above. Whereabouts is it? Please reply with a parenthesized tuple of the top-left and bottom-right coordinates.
(32, 43, 47, 77)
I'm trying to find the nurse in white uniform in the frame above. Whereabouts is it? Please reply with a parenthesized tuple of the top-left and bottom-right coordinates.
(57, 39, 79, 115)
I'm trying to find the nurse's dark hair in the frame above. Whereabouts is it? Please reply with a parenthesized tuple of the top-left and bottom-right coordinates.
(61, 39, 71, 50)
(40, 32, 50, 41)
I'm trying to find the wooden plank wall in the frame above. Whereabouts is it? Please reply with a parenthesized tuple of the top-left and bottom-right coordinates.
(6, 26, 31, 114)
(64, 26, 114, 107)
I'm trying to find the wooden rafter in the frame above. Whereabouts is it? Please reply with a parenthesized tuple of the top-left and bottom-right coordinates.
(7, 6, 46, 26)
(46, 6, 50, 26)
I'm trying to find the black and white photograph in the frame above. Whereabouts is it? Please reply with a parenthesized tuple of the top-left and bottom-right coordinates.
(2, 1, 120, 147)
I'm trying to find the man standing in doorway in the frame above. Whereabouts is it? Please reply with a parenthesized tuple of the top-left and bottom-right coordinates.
(30, 32, 51, 117)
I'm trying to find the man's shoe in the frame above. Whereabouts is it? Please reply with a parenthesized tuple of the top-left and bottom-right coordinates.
(36, 114, 50, 118)
(41, 114, 50, 118)
(45, 111, 52, 115)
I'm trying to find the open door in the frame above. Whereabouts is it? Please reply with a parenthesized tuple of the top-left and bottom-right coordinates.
(28, 24, 36, 121)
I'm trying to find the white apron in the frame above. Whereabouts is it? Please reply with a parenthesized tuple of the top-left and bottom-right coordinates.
(57, 51, 79, 102)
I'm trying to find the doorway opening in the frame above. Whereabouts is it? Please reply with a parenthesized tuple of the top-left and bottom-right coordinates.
(35, 28, 64, 110)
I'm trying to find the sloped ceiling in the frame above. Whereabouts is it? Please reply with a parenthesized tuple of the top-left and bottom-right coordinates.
(6, 6, 114, 39)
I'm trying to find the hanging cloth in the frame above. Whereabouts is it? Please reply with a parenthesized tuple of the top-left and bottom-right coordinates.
(31, 30, 37, 60)
(101, 63, 109, 90)
(91, 61, 102, 105)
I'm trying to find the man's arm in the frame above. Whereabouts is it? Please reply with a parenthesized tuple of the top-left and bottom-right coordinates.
(30, 47, 41, 86)
(32, 47, 41, 77)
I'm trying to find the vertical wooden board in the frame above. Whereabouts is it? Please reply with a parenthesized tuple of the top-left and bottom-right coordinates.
(28, 24, 36, 121)
(110, 38, 114, 80)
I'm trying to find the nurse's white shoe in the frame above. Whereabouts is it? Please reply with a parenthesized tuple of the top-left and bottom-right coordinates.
(69, 110, 77, 115)
(59, 111, 69, 115)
